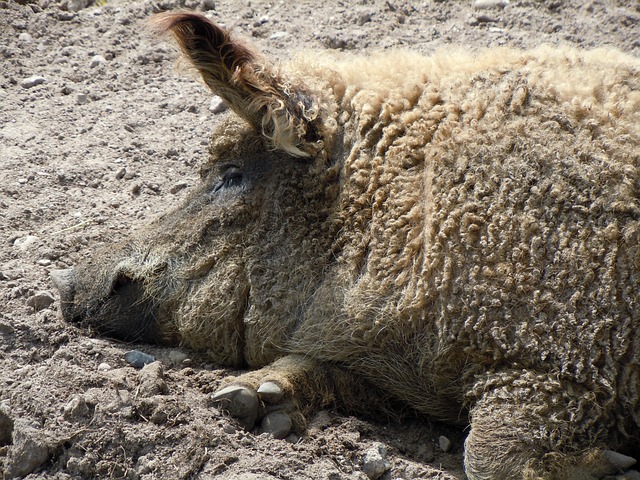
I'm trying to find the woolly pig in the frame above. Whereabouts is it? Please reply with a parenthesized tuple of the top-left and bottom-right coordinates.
(51, 12, 640, 480)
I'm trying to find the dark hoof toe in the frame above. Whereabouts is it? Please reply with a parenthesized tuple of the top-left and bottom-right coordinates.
(257, 381, 284, 404)
(605, 451, 637, 471)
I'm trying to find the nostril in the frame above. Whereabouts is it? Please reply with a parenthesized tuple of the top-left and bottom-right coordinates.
(50, 268, 76, 303)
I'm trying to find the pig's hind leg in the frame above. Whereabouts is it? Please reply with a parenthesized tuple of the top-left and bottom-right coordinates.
(464, 368, 638, 480)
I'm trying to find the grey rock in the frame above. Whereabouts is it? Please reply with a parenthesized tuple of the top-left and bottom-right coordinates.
(356, 13, 372, 26)
(200, 0, 216, 10)
(124, 350, 156, 368)
(90, 55, 106, 68)
(26, 291, 55, 311)
(209, 95, 228, 113)
(97, 362, 111, 371)
(63, 395, 90, 420)
(4, 421, 50, 479)
(14, 235, 39, 250)
(474, 0, 508, 8)
(438, 435, 452, 452)
(18, 32, 33, 43)
(362, 443, 391, 480)
(170, 182, 188, 194)
(139, 361, 168, 396)
(20, 76, 46, 89)
(270, 31, 289, 40)
(57, 11, 76, 21)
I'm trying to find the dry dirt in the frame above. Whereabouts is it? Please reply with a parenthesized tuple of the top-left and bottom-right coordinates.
(1, 0, 639, 479)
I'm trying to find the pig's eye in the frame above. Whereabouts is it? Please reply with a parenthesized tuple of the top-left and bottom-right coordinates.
(213, 166, 244, 193)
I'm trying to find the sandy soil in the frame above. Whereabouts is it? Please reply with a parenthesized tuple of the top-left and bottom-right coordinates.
(1, 0, 638, 478)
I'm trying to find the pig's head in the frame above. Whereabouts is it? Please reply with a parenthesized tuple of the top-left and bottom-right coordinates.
(52, 13, 342, 367)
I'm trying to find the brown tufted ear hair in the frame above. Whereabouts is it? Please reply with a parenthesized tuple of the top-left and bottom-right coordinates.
(150, 12, 320, 157)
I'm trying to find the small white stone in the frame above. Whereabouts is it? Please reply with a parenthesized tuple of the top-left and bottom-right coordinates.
(209, 95, 227, 113)
(18, 32, 33, 43)
(90, 55, 106, 68)
(20, 76, 46, 89)
(269, 31, 289, 40)
(97, 363, 111, 372)
(474, 0, 508, 9)
(439, 435, 452, 452)
(14, 235, 39, 251)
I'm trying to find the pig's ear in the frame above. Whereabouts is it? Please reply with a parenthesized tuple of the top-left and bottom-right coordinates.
(150, 12, 320, 157)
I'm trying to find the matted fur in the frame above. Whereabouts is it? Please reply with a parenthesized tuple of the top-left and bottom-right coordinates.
(57, 13, 640, 480)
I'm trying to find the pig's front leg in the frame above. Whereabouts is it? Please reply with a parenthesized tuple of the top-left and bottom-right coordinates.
(212, 354, 385, 438)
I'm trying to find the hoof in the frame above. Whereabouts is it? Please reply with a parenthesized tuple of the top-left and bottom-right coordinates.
(606, 451, 637, 472)
(261, 411, 292, 439)
(212, 385, 259, 429)
(257, 381, 284, 403)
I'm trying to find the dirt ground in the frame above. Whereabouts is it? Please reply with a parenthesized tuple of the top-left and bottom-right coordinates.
(1, 0, 638, 478)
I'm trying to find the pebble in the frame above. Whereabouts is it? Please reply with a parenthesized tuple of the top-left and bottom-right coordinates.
(139, 361, 168, 396)
(57, 11, 76, 21)
(97, 362, 111, 372)
(356, 13, 372, 26)
(438, 435, 452, 452)
(124, 349, 156, 368)
(63, 395, 89, 420)
(76, 93, 88, 105)
(209, 95, 227, 113)
(90, 55, 106, 68)
(14, 235, 39, 251)
(473, 0, 508, 8)
(26, 291, 55, 311)
(20, 76, 46, 89)
(270, 31, 289, 40)
(169, 182, 188, 194)
(18, 32, 32, 43)
(362, 443, 391, 480)
(200, 0, 216, 10)
(115, 167, 126, 180)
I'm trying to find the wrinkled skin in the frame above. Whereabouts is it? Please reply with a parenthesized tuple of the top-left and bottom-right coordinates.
(52, 12, 640, 480)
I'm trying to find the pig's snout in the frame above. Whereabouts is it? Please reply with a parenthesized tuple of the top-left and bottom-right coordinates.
(51, 267, 175, 345)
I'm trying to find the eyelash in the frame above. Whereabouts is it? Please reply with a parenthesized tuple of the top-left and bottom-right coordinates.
(213, 166, 244, 192)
